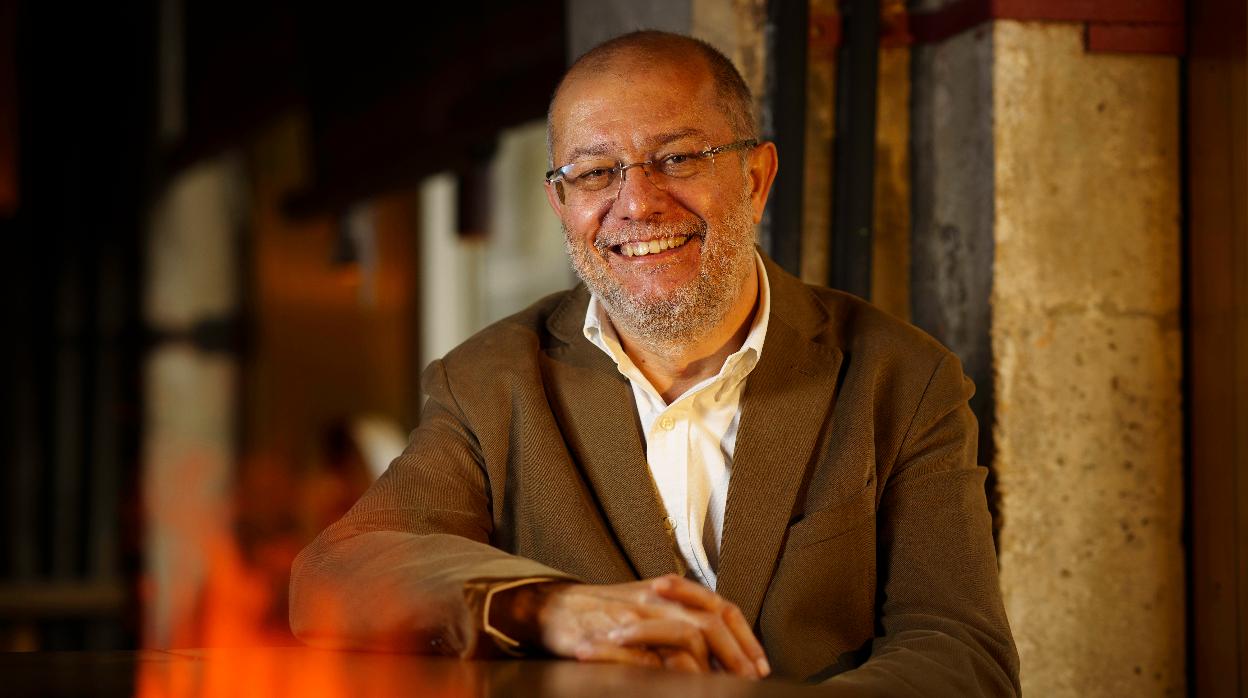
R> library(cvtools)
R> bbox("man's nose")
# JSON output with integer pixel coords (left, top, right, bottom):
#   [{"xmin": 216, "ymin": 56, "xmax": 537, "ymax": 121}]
[{"xmin": 611, "ymin": 163, "xmax": 668, "ymax": 220}]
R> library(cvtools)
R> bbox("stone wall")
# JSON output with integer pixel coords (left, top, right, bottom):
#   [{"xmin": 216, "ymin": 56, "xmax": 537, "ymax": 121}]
[{"xmin": 991, "ymin": 22, "xmax": 1184, "ymax": 697}]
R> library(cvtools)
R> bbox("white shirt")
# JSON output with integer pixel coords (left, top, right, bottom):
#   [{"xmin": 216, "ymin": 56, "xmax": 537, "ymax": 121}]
[{"xmin": 582, "ymin": 252, "xmax": 771, "ymax": 589}]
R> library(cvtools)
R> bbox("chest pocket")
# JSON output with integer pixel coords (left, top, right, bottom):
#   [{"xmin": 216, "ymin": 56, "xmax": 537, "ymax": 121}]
[{"xmin": 783, "ymin": 482, "xmax": 876, "ymax": 550}]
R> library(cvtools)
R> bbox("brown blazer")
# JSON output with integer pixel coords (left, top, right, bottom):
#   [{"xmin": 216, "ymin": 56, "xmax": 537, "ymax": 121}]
[{"xmin": 290, "ymin": 256, "xmax": 1020, "ymax": 696}]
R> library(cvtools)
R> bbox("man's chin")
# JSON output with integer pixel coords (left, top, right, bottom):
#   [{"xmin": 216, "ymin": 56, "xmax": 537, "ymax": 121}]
[
  {"xmin": 602, "ymin": 290, "xmax": 681, "ymax": 319},
  {"xmin": 615, "ymin": 280, "xmax": 691, "ymax": 306}
]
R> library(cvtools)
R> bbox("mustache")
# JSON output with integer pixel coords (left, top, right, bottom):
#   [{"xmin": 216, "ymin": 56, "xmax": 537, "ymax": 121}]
[{"xmin": 592, "ymin": 219, "xmax": 708, "ymax": 253}]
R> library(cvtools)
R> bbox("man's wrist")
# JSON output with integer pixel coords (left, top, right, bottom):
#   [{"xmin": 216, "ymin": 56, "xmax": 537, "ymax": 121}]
[{"xmin": 484, "ymin": 579, "xmax": 572, "ymax": 654}]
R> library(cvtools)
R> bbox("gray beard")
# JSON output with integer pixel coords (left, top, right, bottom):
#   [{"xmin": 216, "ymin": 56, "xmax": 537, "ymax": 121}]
[{"xmin": 564, "ymin": 202, "xmax": 757, "ymax": 356}]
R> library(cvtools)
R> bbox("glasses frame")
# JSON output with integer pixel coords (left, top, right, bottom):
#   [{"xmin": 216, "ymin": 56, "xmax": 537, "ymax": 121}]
[{"xmin": 545, "ymin": 138, "xmax": 759, "ymax": 204}]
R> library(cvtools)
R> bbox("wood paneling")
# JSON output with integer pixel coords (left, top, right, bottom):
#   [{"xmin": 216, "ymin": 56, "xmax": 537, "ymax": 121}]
[
  {"xmin": 0, "ymin": 0, "xmax": 16, "ymax": 216},
  {"xmin": 909, "ymin": 0, "xmax": 1185, "ymax": 55},
  {"xmin": 1187, "ymin": 0, "xmax": 1248, "ymax": 694}
]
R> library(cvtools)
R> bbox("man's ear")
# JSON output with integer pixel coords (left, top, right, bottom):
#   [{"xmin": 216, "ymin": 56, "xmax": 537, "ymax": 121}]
[
  {"xmin": 544, "ymin": 180, "xmax": 565, "ymax": 217},
  {"xmin": 747, "ymin": 142, "xmax": 779, "ymax": 224}
]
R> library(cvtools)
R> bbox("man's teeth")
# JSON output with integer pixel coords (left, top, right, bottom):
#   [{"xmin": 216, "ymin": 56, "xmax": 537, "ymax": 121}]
[{"xmin": 619, "ymin": 235, "xmax": 690, "ymax": 257}]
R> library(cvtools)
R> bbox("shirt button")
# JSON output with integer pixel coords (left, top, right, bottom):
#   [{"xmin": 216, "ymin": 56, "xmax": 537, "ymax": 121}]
[
  {"xmin": 659, "ymin": 415, "xmax": 675, "ymax": 430},
  {"xmin": 663, "ymin": 517, "xmax": 677, "ymax": 532}
]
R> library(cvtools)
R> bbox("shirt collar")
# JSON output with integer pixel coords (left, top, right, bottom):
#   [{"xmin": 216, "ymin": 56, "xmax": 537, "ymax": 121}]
[{"xmin": 583, "ymin": 250, "xmax": 772, "ymax": 378}]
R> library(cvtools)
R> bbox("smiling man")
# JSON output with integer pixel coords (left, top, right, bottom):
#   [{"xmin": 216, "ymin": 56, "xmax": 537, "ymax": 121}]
[{"xmin": 291, "ymin": 31, "xmax": 1019, "ymax": 695}]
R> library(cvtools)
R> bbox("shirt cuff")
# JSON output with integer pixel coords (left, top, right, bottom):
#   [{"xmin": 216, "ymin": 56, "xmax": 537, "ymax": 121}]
[{"xmin": 468, "ymin": 576, "xmax": 562, "ymax": 657}]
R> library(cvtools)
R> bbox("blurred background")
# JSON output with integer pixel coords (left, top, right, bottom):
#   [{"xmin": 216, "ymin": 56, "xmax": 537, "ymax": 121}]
[{"xmin": 0, "ymin": 1, "xmax": 1243, "ymax": 696}]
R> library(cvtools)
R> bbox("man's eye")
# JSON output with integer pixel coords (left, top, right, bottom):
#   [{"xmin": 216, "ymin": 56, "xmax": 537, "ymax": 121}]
[
  {"xmin": 659, "ymin": 153, "xmax": 703, "ymax": 177},
  {"xmin": 578, "ymin": 168, "xmax": 612, "ymax": 181}
]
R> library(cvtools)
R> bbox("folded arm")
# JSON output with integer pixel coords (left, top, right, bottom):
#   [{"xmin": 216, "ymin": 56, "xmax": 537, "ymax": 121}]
[
  {"xmin": 289, "ymin": 359, "xmax": 575, "ymax": 655},
  {"xmin": 289, "ymin": 359, "xmax": 767, "ymax": 677}
]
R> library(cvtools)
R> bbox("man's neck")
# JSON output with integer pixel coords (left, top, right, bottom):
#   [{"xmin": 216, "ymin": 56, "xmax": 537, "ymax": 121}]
[{"xmin": 614, "ymin": 266, "xmax": 760, "ymax": 404}]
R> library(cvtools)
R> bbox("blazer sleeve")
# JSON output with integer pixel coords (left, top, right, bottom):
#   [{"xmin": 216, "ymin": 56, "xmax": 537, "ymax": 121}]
[
  {"xmin": 288, "ymin": 358, "xmax": 578, "ymax": 657},
  {"xmin": 822, "ymin": 352, "xmax": 1022, "ymax": 697}
]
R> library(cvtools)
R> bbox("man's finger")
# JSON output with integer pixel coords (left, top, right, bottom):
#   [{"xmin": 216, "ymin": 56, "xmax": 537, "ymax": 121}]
[
  {"xmin": 573, "ymin": 642, "xmax": 663, "ymax": 668},
  {"xmin": 659, "ymin": 648, "xmax": 705, "ymax": 674},
  {"xmin": 607, "ymin": 618, "xmax": 711, "ymax": 673},
  {"xmin": 685, "ymin": 609, "xmax": 760, "ymax": 679},
  {"xmin": 718, "ymin": 602, "xmax": 770, "ymax": 677},
  {"xmin": 651, "ymin": 575, "xmax": 722, "ymax": 610},
  {"xmin": 651, "ymin": 578, "xmax": 770, "ymax": 677}
]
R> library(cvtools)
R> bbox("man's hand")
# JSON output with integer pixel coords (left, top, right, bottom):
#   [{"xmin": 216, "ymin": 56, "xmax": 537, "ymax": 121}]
[{"xmin": 491, "ymin": 574, "xmax": 770, "ymax": 678}]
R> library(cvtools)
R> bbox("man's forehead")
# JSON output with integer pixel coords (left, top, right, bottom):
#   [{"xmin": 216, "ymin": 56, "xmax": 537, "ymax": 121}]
[
  {"xmin": 550, "ymin": 55, "xmax": 726, "ymax": 158},
  {"xmin": 562, "ymin": 43, "xmax": 712, "ymax": 88},
  {"xmin": 555, "ymin": 59, "xmax": 714, "ymax": 113},
  {"xmin": 560, "ymin": 128, "xmax": 714, "ymax": 163}
]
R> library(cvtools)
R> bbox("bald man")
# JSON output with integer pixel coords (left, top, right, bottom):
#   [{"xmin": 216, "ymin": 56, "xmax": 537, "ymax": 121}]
[{"xmin": 291, "ymin": 31, "xmax": 1019, "ymax": 696}]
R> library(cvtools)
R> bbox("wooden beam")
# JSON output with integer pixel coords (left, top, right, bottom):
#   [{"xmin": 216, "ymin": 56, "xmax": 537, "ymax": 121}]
[
  {"xmin": 0, "ymin": 583, "xmax": 127, "ymax": 617},
  {"xmin": 0, "ymin": 0, "xmax": 17, "ymax": 216},
  {"xmin": 909, "ymin": 0, "xmax": 1185, "ymax": 55},
  {"xmin": 764, "ymin": 0, "xmax": 809, "ymax": 277},
  {"xmin": 1187, "ymin": 0, "xmax": 1248, "ymax": 692},
  {"xmin": 829, "ymin": 0, "xmax": 879, "ymax": 298},
  {"xmin": 1086, "ymin": 23, "xmax": 1186, "ymax": 56}
]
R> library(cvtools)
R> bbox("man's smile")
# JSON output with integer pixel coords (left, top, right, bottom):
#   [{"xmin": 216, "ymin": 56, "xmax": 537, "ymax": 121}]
[{"xmin": 613, "ymin": 234, "xmax": 692, "ymax": 257}]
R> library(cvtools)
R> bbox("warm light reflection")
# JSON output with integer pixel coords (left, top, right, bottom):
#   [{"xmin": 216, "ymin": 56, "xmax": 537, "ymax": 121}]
[
  {"xmin": 133, "ymin": 647, "xmax": 484, "ymax": 698},
  {"xmin": 197, "ymin": 534, "xmax": 295, "ymax": 649},
  {"xmin": 130, "ymin": 647, "xmax": 763, "ymax": 698},
  {"xmin": 143, "ymin": 443, "xmax": 369, "ymax": 650}
]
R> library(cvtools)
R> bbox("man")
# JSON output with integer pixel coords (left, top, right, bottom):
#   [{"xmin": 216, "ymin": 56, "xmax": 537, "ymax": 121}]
[{"xmin": 291, "ymin": 31, "xmax": 1020, "ymax": 695}]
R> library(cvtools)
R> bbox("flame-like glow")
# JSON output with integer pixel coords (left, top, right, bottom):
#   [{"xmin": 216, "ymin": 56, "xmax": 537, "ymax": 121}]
[
  {"xmin": 133, "ymin": 646, "xmax": 484, "ymax": 698},
  {"xmin": 142, "ymin": 446, "xmax": 368, "ymax": 652}
]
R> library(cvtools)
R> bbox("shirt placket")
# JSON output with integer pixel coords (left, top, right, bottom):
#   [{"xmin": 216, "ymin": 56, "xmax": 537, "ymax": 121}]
[
  {"xmin": 678, "ymin": 389, "xmax": 723, "ymax": 588},
  {"xmin": 639, "ymin": 393, "xmax": 679, "ymax": 540}
]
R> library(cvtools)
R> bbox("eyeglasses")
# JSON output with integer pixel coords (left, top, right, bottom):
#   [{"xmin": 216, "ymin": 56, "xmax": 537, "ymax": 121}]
[{"xmin": 545, "ymin": 139, "xmax": 758, "ymax": 204}]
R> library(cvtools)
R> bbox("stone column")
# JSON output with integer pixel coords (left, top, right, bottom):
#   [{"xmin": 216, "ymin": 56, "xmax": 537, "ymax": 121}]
[
  {"xmin": 566, "ymin": 0, "xmax": 693, "ymax": 61},
  {"xmin": 564, "ymin": 0, "xmax": 767, "ymax": 112},
  {"xmin": 991, "ymin": 22, "xmax": 1184, "ymax": 697},
  {"xmin": 913, "ymin": 10, "xmax": 1185, "ymax": 697},
  {"xmin": 910, "ymin": 13, "xmax": 997, "ymax": 517},
  {"xmin": 143, "ymin": 155, "xmax": 246, "ymax": 647}
]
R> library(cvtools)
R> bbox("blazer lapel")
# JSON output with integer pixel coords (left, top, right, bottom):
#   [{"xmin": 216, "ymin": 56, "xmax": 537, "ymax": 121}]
[
  {"xmin": 543, "ymin": 287, "xmax": 681, "ymax": 580},
  {"xmin": 715, "ymin": 261, "xmax": 844, "ymax": 626}
]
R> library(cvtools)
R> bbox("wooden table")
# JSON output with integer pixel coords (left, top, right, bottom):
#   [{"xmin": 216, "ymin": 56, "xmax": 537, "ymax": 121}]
[{"xmin": 2, "ymin": 646, "xmax": 834, "ymax": 697}]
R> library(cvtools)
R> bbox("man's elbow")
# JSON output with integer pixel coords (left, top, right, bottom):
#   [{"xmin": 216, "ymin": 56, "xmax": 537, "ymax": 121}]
[{"xmin": 288, "ymin": 546, "xmax": 351, "ymax": 648}]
